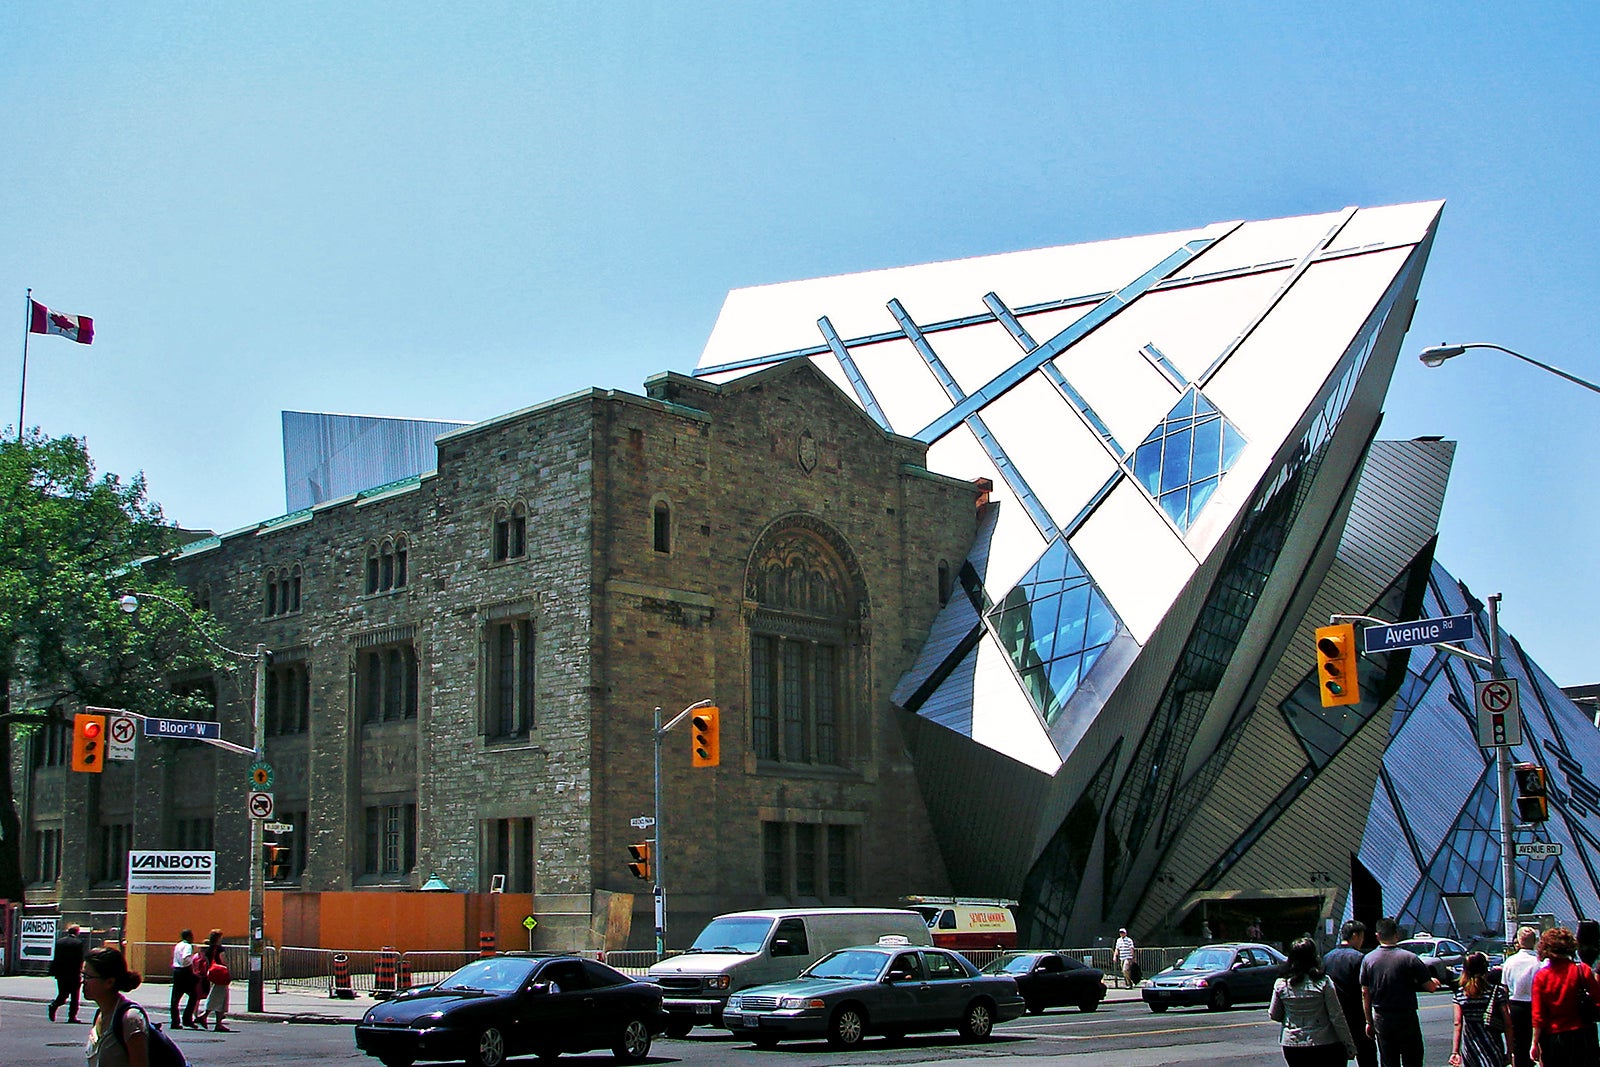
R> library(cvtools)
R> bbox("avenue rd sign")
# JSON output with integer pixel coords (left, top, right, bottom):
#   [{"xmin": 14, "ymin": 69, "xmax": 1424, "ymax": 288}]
[{"xmin": 1362, "ymin": 613, "xmax": 1476, "ymax": 654}]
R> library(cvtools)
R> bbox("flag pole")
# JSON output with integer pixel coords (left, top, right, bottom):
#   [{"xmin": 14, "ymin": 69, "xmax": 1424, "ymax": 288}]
[{"xmin": 18, "ymin": 287, "xmax": 31, "ymax": 440}]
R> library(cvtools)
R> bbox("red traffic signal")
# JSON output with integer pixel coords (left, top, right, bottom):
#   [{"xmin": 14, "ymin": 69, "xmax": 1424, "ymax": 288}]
[
  {"xmin": 71, "ymin": 712, "xmax": 107, "ymax": 773},
  {"xmin": 690, "ymin": 706, "xmax": 720, "ymax": 768}
]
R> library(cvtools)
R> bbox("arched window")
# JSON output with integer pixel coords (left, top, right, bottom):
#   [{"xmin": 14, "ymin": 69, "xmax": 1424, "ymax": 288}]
[
  {"xmin": 653, "ymin": 501, "xmax": 671, "ymax": 554},
  {"xmin": 265, "ymin": 569, "xmax": 279, "ymax": 616},
  {"xmin": 937, "ymin": 560, "xmax": 952, "ymax": 606},
  {"xmin": 365, "ymin": 537, "xmax": 409, "ymax": 594},
  {"xmin": 366, "ymin": 544, "xmax": 381, "ymax": 594},
  {"xmin": 493, "ymin": 503, "xmax": 528, "ymax": 562},
  {"xmin": 746, "ymin": 520, "xmax": 868, "ymax": 768}
]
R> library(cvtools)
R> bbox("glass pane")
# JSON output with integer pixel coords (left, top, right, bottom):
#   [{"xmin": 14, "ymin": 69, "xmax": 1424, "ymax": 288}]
[
  {"xmin": 1222, "ymin": 422, "xmax": 1246, "ymax": 469},
  {"xmin": 1160, "ymin": 487, "xmax": 1189, "ymax": 525},
  {"xmin": 1187, "ymin": 477, "xmax": 1219, "ymax": 524},
  {"xmin": 1134, "ymin": 439, "xmax": 1163, "ymax": 494},
  {"xmin": 1161, "ymin": 426, "xmax": 1192, "ymax": 491},
  {"xmin": 1192, "ymin": 418, "xmax": 1222, "ymax": 479}
]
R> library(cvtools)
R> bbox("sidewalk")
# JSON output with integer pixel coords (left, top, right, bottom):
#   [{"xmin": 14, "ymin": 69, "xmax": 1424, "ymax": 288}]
[{"xmin": 0, "ymin": 973, "xmax": 365, "ymax": 1024}]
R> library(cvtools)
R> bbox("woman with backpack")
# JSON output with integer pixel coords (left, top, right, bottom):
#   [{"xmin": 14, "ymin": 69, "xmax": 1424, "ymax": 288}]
[
  {"xmin": 193, "ymin": 928, "xmax": 232, "ymax": 1032},
  {"xmin": 80, "ymin": 945, "xmax": 169, "ymax": 1067}
]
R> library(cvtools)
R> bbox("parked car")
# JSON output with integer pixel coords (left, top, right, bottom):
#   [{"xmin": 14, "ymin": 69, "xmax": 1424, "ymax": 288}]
[
  {"xmin": 1398, "ymin": 935, "xmax": 1468, "ymax": 987},
  {"xmin": 720, "ymin": 938, "xmax": 1026, "ymax": 1048},
  {"xmin": 1141, "ymin": 943, "xmax": 1286, "ymax": 1012},
  {"xmin": 979, "ymin": 951, "xmax": 1106, "ymax": 1013},
  {"xmin": 354, "ymin": 954, "xmax": 667, "ymax": 1067},
  {"xmin": 647, "ymin": 907, "xmax": 931, "ymax": 1035}
]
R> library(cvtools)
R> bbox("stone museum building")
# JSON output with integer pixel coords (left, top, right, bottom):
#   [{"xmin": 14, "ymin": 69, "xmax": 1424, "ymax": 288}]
[{"xmin": 19, "ymin": 200, "xmax": 1600, "ymax": 949}]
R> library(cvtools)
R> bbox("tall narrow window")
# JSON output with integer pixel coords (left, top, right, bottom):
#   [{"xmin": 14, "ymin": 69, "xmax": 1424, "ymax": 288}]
[
  {"xmin": 366, "ymin": 550, "xmax": 380, "ymax": 594},
  {"xmin": 509, "ymin": 505, "xmax": 526, "ymax": 559},
  {"xmin": 493, "ymin": 504, "xmax": 528, "ymax": 562},
  {"xmin": 752, "ymin": 636, "xmax": 777, "ymax": 760},
  {"xmin": 763, "ymin": 822, "xmax": 787, "ymax": 896},
  {"xmin": 485, "ymin": 817, "xmax": 534, "ymax": 892},
  {"xmin": 653, "ymin": 501, "xmax": 671, "ymax": 553},
  {"xmin": 360, "ymin": 644, "xmax": 418, "ymax": 723},
  {"xmin": 266, "ymin": 573, "xmax": 279, "ymax": 617},
  {"xmin": 794, "ymin": 824, "xmax": 818, "ymax": 896},
  {"xmin": 393, "ymin": 539, "xmax": 407, "ymax": 589},
  {"xmin": 485, "ymin": 618, "xmax": 535, "ymax": 738},
  {"xmin": 363, "ymin": 803, "xmax": 417, "ymax": 876}
]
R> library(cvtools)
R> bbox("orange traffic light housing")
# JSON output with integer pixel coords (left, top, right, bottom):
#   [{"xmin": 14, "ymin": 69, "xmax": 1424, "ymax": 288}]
[
  {"xmin": 626, "ymin": 842, "xmax": 652, "ymax": 881},
  {"xmin": 690, "ymin": 706, "xmax": 720, "ymax": 767},
  {"xmin": 1315, "ymin": 624, "xmax": 1361, "ymax": 708},
  {"xmin": 1515, "ymin": 763, "xmax": 1550, "ymax": 823},
  {"xmin": 263, "ymin": 843, "xmax": 288, "ymax": 880},
  {"xmin": 71, "ymin": 712, "xmax": 107, "ymax": 773}
]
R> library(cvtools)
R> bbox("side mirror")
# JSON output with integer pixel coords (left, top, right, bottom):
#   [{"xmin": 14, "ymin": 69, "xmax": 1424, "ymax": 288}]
[
  {"xmin": 885, "ymin": 970, "xmax": 912, "ymax": 983},
  {"xmin": 529, "ymin": 982, "xmax": 551, "ymax": 995}
]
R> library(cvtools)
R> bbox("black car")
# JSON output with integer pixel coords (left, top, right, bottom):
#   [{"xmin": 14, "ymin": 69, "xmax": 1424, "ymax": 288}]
[
  {"xmin": 354, "ymin": 954, "xmax": 667, "ymax": 1067},
  {"xmin": 979, "ymin": 951, "xmax": 1107, "ymax": 1013},
  {"xmin": 1141, "ymin": 943, "xmax": 1286, "ymax": 1012},
  {"xmin": 720, "ymin": 941, "xmax": 1026, "ymax": 1048}
]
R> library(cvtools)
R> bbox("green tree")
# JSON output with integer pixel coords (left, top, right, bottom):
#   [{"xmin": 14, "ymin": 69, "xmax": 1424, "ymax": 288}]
[{"xmin": 0, "ymin": 429, "xmax": 226, "ymax": 900}]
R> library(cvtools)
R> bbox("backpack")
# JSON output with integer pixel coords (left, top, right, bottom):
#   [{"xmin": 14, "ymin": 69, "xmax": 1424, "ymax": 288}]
[{"xmin": 109, "ymin": 1000, "xmax": 189, "ymax": 1067}]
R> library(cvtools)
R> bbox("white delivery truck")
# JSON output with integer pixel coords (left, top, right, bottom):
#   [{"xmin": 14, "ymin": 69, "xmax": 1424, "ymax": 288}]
[{"xmin": 647, "ymin": 907, "xmax": 932, "ymax": 1035}]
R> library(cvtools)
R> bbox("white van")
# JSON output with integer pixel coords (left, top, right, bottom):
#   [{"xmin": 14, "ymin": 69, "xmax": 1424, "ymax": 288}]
[{"xmin": 646, "ymin": 907, "xmax": 932, "ymax": 1035}]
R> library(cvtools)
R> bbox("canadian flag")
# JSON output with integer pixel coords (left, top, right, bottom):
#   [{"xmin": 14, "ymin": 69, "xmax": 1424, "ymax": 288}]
[{"xmin": 29, "ymin": 299, "xmax": 94, "ymax": 344}]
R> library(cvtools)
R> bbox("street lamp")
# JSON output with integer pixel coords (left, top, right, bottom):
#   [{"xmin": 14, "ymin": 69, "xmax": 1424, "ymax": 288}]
[
  {"xmin": 120, "ymin": 591, "xmax": 271, "ymax": 1013},
  {"xmin": 1417, "ymin": 340, "xmax": 1598, "ymax": 948},
  {"xmin": 1418, "ymin": 342, "xmax": 1600, "ymax": 394}
]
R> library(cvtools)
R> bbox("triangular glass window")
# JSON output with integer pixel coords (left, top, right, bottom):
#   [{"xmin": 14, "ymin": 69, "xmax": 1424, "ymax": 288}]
[
  {"xmin": 988, "ymin": 538, "xmax": 1123, "ymax": 724},
  {"xmin": 1126, "ymin": 386, "xmax": 1247, "ymax": 532}
]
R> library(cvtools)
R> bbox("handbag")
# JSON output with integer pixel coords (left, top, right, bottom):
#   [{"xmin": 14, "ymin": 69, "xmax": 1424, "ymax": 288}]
[
  {"xmin": 207, "ymin": 960, "xmax": 231, "ymax": 986},
  {"xmin": 1482, "ymin": 984, "xmax": 1506, "ymax": 1033}
]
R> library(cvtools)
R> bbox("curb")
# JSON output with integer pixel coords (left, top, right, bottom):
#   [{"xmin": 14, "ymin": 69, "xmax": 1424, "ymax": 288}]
[{"xmin": 0, "ymin": 993, "xmax": 361, "ymax": 1026}]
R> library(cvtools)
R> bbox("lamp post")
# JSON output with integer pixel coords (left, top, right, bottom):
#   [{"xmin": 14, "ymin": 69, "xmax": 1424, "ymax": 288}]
[
  {"xmin": 119, "ymin": 592, "xmax": 270, "ymax": 1013},
  {"xmin": 651, "ymin": 699, "xmax": 713, "ymax": 959},
  {"xmin": 1418, "ymin": 342, "xmax": 1600, "ymax": 394},
  {"xmin": 1418, "ymin": 342, "xmax": 1598, "ymax": 945}
]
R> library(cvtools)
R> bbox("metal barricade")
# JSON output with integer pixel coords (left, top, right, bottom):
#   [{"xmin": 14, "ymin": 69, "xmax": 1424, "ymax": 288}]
[
  {"xmin": 598, "ymin": 950, "xmax": 660, "ymax": 977},
  {"xmin": 400, "ymin": 950, "xmax": 478, "ymax": 990}
]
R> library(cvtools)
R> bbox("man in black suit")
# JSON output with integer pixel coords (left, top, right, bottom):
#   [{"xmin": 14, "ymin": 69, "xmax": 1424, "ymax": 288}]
[{"xmin": 47, "ymin": 922, "xmax": 85, "ymax": 1022}]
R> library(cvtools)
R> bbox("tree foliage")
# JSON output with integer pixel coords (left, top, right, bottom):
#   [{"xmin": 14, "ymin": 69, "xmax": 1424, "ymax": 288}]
[{"xmin": 1, "ymin": 429, "xmax": 228, "ymax": 899}]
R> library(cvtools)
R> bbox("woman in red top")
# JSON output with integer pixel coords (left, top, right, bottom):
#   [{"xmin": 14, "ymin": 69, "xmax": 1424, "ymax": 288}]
[{"xmin": 1530, "ymin": 926, "xmax": 1599, "ymax": 1067}]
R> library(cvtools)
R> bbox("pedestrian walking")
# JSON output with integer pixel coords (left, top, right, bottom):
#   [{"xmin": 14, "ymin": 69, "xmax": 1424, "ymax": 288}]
[
  {"xmin": 1450, "ymin": 952, "xmax": 1511, "ymax": 1067},
  {"xmin": 1499, "ymin": 925, "xmax": 1541, "ymax": 1067},
  {"xmin": 49, "ymin": 922, "xmax": 86, "ymax": 1023},
  {"xmin": 1360, "ymin": 916, "xmax": 1440, "ymax": 1067},
  {"xmin": 1530, "ymin": 926, "xmax": 1600, "ymax": 1067},
  {"xmin": 194, "ymin": 929, "xmax": 232, "ymax": 1032},
  {"xmin": 81, "ymin": 946, "xmax": 149, "ymax": 1067},
  {"xmin": 168, "ymin": 929, "xmax": 197, "ymax": 1030},
  {"xmin": 1325, "ymin": 920, "xmax": 1378, "ymax": 1067},
  {"xmin": 1114, "ymin": 928, "xmax": 1138, "ymax": 988},
  {"xmin": 1269, "ymin": 937, "xmax": 1358, "ymax": 1066}
]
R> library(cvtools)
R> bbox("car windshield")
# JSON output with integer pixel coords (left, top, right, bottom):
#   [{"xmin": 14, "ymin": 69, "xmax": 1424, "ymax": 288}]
[
  {"xmin": 687, "ymin": 916, "xmax": 775, "ymax": 954},
  {"xmin": 436, "ymin": 957, "xmax": 537, "ymax": 993},
  {"xmin": 982, "ymin": 954, "xmax": 1036, "ymax": 976},
  {"xmin": 804, "ymin": 950, "xmax": 889, "ymax": 981},
  {"xmin": 1397, "ymin": 941, "xmax": 1434, "ymax": 955},
  {"xmin": 1176, "ymin": 948, "xmax": 1235, "ymax": 972}
]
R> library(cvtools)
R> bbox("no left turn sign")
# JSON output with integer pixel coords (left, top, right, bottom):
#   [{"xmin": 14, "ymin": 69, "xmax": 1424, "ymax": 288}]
[
  {"xmin": 248, "ymin": 791, "xmax": 275, "ymax": 820},
  {"xmin": 1475, "ymin": 678, "xmax": 1522, "ymax": 748}
]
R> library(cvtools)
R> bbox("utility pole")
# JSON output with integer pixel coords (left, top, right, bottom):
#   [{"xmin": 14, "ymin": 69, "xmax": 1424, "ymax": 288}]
[
  {"xmin": 650, "ymin": 699, "xmax": 713, "ymax": 959},
  {"xmin": 1488, "ymin": 595, "xmax": 1519, "ymax": 946},
  {"xmin": 248, "ymin": 642, "xmax": 267, "ymax": 1013}
]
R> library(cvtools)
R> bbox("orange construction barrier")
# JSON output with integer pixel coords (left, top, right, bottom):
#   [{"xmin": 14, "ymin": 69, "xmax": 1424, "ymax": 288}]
[
  {"xmin": 478, "ymin": 931, "xmax": 496, "ymax": 957},
  {"xmin": 374, "ymin": 947, "xmax": 398, "ymax": 998},
  {"xmin": 332, "ymin": 953, "xmax": 355, "ymax": 999},
  {"xmin": 398, "ymin": 955, "xmax": 412, "ymax": 992}
]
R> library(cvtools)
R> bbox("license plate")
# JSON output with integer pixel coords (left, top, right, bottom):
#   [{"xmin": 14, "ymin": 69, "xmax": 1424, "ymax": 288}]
[{"xmin": 695, "ymin": 1004, "xmax": 713, "ymax": 1015}]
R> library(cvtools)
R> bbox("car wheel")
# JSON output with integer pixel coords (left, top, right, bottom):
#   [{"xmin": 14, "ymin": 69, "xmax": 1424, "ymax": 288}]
[
  {"xmin": 613, "ymin": 1017, "xmax": 652, "ymax": 1064},
  {"xmin": 664, "ymin": 1018, "xmax": 694, "ymax": 1039},
  {"xmin": 1148, "ymin": 1002, "xmax": 1169, "ymax": 1013},
  {"xmin": 752, "ymin": 1036, "xmax": 781, "ymax": 1050},
  {"xmin": 471, "ymin": 1026, "xmax": 508, "ymax": 1067},
  {"xmin": 827, "ymin": 1005, "xmax": 867, "ymax": 1049},
  {"xmin": 1077, "ymin": 998, "xmax": 1100, "ymax": 1013},
  {"xmin": 1206, "ymin": 985, "xmax": 1232, "ymax": 1012},
  {"xmin": 958, "ymin": 999, "xmax": 995, "ymax": 1041}
]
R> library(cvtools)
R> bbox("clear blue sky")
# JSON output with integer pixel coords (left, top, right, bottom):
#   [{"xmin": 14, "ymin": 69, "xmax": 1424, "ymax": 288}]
[{"xmin": 4, "ymin": 3, "xmax": 1596, "ymax": 684}]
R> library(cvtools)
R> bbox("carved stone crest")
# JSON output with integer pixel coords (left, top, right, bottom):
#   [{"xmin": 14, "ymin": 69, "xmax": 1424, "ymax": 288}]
[{"xmin": 797, "ymin": 429, "xmax": 818, "ymax": 473}]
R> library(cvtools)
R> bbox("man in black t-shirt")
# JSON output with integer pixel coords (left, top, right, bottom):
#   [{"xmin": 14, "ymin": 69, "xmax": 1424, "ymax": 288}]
[
  {"xmin": 1326, "ymin": 920, "xmax": 1376, "ymax": 1067},
  {"xmin": 1360, "ymin": 917, "xmax": 1440, "ymax": 1067}
]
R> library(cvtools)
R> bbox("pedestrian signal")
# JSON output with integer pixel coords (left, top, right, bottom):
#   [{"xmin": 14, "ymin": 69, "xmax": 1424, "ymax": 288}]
[
  {"xmin": 1315, "ymin": 624, "xmax": 1361, "ymax": 708},
  {"xmin": 1514, "ymin": 763, "xmax": 1550, "ymax": 823},
  {"xmin": 690, "ymin": 706, "xmax": 720, "ymax": 767},
  {"xmin": 71, "ymin": 712, "xmax": 107, "ymax": 773},
  {"xmin": 627, "ymin": 842, "xmax": 652, "ymax": 881},
  {"xmin": 263, "ymin": 843, "xmax": 288, "ymax": 879}
]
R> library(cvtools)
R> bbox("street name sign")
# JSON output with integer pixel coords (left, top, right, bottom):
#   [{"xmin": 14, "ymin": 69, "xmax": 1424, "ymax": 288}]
[
  {"xmin": 263, "ymin": 821, "xmax": 294, "ymax": 833},
  {"xmin": 1475, "ymin": 678, "xmax": 1524, "ymax": 748},
  {"xmin": 128, "ymin": 850, "xmax": 216, "ymax": 894},
  {"xmin": 629, "ymin": 816, "xmax": 656, "ymax": 829},
  {"xmin": 1362, "ymin": 613, "xmax": 1476, "ymax": 654},
  {"xmin": 1517, "ymin": 841, "xmax": 1564, "ymax": 858},
  {"xmin": 143, "ymin": 717, "xmax": 222, "ymax": 740}
]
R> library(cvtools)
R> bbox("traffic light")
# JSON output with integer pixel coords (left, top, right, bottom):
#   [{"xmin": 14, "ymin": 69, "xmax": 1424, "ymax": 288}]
[
  {"xmin": 1515, "ymin": 763, "xmax": 1550, "ymax": 823},
  {"xmin": 262, "ymin": 843, "xmax": 288, "ymax": 880},
  {"xmin": 71, "ymin": 712, "xmax": 107, "ymax": 773},
  {"xmin": 690, "ymin": 705, "xmax": 720, "ymax": 767},
  {"xmin": 627, "ymin": 842, "xmax": 652, "ymax": 881},
  {"xmin": 1315, "ymin": 624, "xmax": 1361, "ymax": 708}
]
